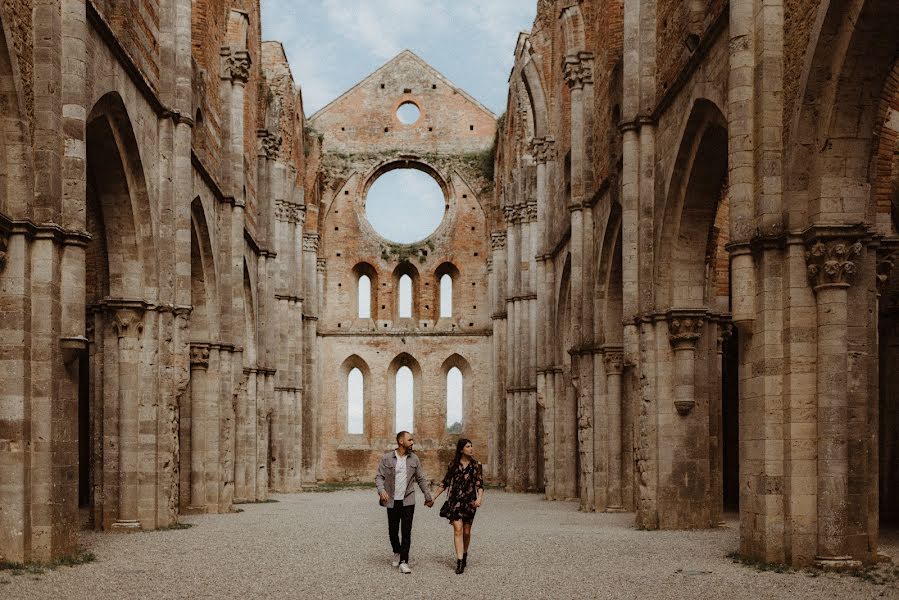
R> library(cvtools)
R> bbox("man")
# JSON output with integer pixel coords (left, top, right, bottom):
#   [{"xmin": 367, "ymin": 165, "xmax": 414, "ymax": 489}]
[{"xmin": 375, "ymin": 431, "xmax": 433, "ymax": 574}]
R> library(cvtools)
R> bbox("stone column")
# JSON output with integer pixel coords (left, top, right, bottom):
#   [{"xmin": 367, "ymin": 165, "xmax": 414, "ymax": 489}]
[
  {"xmin": 112, "ymin": 308, "xmax": 144, "ymax": 529},
  {"xmin": 713, "ymin": 322, "xmax": 733, "ymax": 526},
  {"xmin": 490, "ymin": 232, "xmax": 507, "ymax": 481},
  {"xmin": 667, "ymin": 312, "xmax": 705, "ymax": 416},
  {"xmin": 603, "ymin": 346, "xmax": 625, "ymax": 511},
  {"xmin": 189, "ymin": 344, "xmax": 210, "ymax": 511},
  {"xmin": 805, "ymin": 234, "xmax": 863, "ymax": 568}
]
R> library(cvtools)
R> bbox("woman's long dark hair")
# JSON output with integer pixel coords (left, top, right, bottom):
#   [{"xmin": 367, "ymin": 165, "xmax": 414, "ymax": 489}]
[{"xmin": 451, "ymin": 438, "xmax": 474, "ymax": 473}]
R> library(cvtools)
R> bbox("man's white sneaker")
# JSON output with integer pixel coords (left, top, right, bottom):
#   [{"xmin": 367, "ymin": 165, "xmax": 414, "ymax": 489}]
[
  {"xmin": 391, "ymin": 553, "xmax": 401, "ymax": 567},
  {"xmin": 399, "ymin": 562, "xmax": 412, "ymax": 574}
]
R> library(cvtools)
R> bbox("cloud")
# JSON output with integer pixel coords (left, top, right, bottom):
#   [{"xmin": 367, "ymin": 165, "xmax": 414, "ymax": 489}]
[{"xmin": 261, "ymin": 0, "xmax": 537, "ymax": 115}]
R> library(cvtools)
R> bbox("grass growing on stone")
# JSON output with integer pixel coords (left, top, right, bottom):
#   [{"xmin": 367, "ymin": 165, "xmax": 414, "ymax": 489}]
[
  {"xmin": 234, "ymin": 498, "xmax": 280, "ymax": 504},
  {"xmin": 726, "ymin": 551, "xmax": 796, "ymax": 574},
  {"xmin": 849, "ymin": 564, "xmax": 899, "ymax": 586},
  {"xmin": 143, "ymin": 522, "xmax": 194, "ymax": 532},
  {"xmin": 0, "ymin": 549, "xmax": 96, "ymax": 577},
  {"xmin": 727, "ymin": 551, "xmax": 899, "ymax": 587}
]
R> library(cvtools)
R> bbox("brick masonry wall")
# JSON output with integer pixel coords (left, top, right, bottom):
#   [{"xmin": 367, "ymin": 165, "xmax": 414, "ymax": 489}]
[
  {"xmin": 4, "ymin": 0, "xmax": 34, "ymax": 133},
  {"xmin": 93, "ymin": 0, "xmax": 160, "ymax": 91},
  {"xmin": 656, "ymin": 0, "xmax": 727, "ymax": 97},
  {"xmin": 783, "ymin": 0, "xmax": 825, "ymax": 145},
  {"xmin": 313, "ymin": 53, "xmax": 495, "ymax": 480}
]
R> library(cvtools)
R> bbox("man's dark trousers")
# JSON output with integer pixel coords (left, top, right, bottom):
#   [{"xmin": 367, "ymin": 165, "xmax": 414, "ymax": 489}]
[{"xmin": 387, "ymin": 503, "xmax": 415, "ymax": 563}]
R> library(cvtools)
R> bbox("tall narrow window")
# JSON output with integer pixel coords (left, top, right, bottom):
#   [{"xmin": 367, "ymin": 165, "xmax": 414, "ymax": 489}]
[
  {"xmin": 395, "ymin": 366, "xmax": 414, "ymax": 433},
  {"xmin": 347, "ymin": 368, "xmax": 364, "ymax": 434},
  {"xmin": 358, "ymin": 274, "xmax": 371, "ymax": 318},
  {"xmin": 440, "ymin": 274, "xmax": 453, "ymax": 318},
  {"xmin": 446, "ymin": 367, "xmax": 463, "ymax": 433},
  {"xmin": 399, "ymin": 274, "xmax": 412, "ymax": 318}
]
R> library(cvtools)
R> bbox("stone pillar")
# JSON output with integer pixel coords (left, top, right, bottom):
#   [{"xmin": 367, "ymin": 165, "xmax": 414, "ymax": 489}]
[
  {"xmin": 603, "ymin": 346, "xmax": 625, "ymax": 511},
  {"xmin": 713, "ymin": 322, "xmax": 733, "ymax": 526},
  {"xmin": 490, "ymin": 232, "xmax": 507, "ymax": 481},
  {"xmin": 189, "ymin": 344, "xmax": 210, "ymax": 511},
  {"xmin": 112, "ymin": 308, "xmax": 144, "ymax": 529},
  {"xmin": 667, "ymin": 312, "xmax": 705, "ymax": 416},
  {"xmin": 805, "ymin": 234, "xmax": 864, "ymax": 568}
]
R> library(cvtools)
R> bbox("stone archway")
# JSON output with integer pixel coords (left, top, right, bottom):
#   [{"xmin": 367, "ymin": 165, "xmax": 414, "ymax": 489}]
[
  {"xmin": 83, "ymin": 92, "xmax": 157, "ymax": 531},
  {"xmin": 648, "ymin": 98, "xmax": 731, "ymax": 530}
]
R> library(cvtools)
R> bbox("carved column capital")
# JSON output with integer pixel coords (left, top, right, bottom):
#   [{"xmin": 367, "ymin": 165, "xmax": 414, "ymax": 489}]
[
  {"xmin": 258, "ymin": 129, "xmax": 281, "ymax": 159},
  {"xmin": 316, "ymin": 258, "xmax": 327, "ymax": 273},
  {"xmin": 222, "ymin": 48, "xmax": 251, "ymax": 84},
  {"xmin": 667, "ymin": 310, "xmax": 706, "ymax": 350},
  {"xmin": 275, "ymin": 200, "xmax": 306, "ymax": 224},
  {"xmin": 491, "ymin": 231, "xmax": 507, "ymax": 250},
  {"xmin": 602, "ymin": 346, "xmax": 624, "ymax": 375},
  {"xmin": 503, "ymin": 204, "xmax": 522, "ymax": 225},
  {"xmin": 524, "ymin": 202, "xmax": 538, "ymax": 223},
  {"xmin": 303, "ymin": 233, "xmax": 320, "ymax": 252},
  {"xmin": 562, "ymin": 52, "xmax": 595, "ymax": 90},
  {"xmin": 190, "ymin": 344, "xmax": 210, "ymax": 370},
  {"xmin": 803, "ymin": 228, "xmax": 866, "ymax": 291},
  {"xmin": 529, "ymin": 136, "xmax": 556, "ymax": 164},
  {"xmin": 112, "ymin": 309, "xmax": 144, "ymax": 339}
]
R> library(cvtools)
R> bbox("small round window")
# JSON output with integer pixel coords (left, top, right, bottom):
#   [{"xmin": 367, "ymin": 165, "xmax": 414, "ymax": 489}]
[{"xmin": 396, "ymin": 102, "xmax": 421, "ymax": 125}]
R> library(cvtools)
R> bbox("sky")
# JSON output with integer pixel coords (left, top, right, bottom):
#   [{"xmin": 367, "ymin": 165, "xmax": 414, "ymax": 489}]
[
  {"xmin": 260, "ymin": 0, "xmax": 538, "ymax": 116},
  {"xmin": 365, "ymin": 169, "xmax": 445, "ymax": 243}
]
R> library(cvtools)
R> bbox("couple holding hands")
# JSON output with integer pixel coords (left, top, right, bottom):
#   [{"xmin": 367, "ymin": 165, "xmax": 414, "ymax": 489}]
[{"xmin": 375, "ymin": 432, "xmax": 484, "ymax": 575}]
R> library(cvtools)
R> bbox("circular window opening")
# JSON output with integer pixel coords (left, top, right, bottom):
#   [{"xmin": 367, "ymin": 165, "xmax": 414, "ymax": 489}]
[
  {"xmin": 396, "ymin": 102, "xmax": 421, "ymax": 125},
  {"xmin": 365, "ymin": 168, "xmax": 445, "ymax": 244}
]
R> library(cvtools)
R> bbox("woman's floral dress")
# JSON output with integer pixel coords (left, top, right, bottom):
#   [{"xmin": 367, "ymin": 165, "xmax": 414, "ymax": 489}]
[{"xmin": 440, "ymin": 460, "xmax": 484, "ymax": 523}]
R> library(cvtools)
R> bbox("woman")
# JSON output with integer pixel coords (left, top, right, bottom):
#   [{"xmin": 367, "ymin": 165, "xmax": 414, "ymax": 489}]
[{"xmin": 432, "ymin": 438, "xmax": 484, "ymax": 574}]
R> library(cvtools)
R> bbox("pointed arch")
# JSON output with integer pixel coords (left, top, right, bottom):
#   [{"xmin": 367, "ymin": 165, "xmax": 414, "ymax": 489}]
[
  {"xmin": 393, "ymin": 262, "xmax": 420, "ymax": 320},
  {"xmin": 387, "ymin": 353, "xmax": 422, "ymax": 436},
  {"xmin": 243, "ymin": 260, "xmax": 257, "ymax": 366},
  {"xmin": 785, "ymin": 0, "xmax": 899, "ymax": 227},
  {"xmin": 353, "ymin": 262, "xmax": 378, "ymax": 319},
  {"xmin": 86, "ymin": 92, "xmax": 158, "ymax": 298},
  {"xmin": 521, "ymin": 55, "xmax": 549, "ymax": 140},
  {"xmin": 656, "ymin": 98, "xmax": 728, "ymax": 309},
  {"xmin": 435, "ymin": 262, "xmax": 460, "ymax": 320},
  {"xmin": 441, "ymin": 354, "xmax": 474, "ymax": 436},
  {"xmin": 597, "ymin": 206, "xmax": 624, "ymax": 345},
  {"xmin": 560, "ymin": 3, "xmax": 587, "ymax": 55},
  {"xmin": 190, "ymin": 198, "xmax": 220, "ymax": 341},
  {"xmin": 339, "ymin": 354, "xmax": 372, "ymax": 437}
]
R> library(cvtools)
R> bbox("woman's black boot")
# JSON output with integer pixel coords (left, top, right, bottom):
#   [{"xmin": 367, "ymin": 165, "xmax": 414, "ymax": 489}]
[
  {"xmin": 462, "ymin": 552, "xmax": 468, "ymax": 570},
  {"xmin": 455, "ymin": 559, "xmax": 464, "ymax": 574}
]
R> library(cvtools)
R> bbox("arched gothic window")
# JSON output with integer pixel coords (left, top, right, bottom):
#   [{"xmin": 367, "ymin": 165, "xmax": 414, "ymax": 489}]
[
  {"xmin": 440, "ymin": 273, "xmax": 453, "ymax": 318},
  {"xmin": 399, "ymin": 274, "xmax": 412, "ymax": 318},
  {"xmin": 446, "ymin": 367, "xmax": 463, "ymax": 433},
  {"xmin": 358, "ymin": 274, "xmax": 371, "ymax": 318},
  {"xmin": 395, "ymin": 366, "xmax": 414, "ymax": 433},
  {"xmin": 347, "ymin": 368, "xmax": 364, "ymax": 434}
]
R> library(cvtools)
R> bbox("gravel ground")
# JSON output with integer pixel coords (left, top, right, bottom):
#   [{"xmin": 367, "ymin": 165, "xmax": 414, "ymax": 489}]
[{"xmin": 4, "ymin": 490, "xmax": 898, "ymax": 600}]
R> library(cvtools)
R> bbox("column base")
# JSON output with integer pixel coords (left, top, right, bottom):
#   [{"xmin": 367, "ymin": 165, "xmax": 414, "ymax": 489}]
[
  {"xmin": 185, "ymin": 505, "xmax": 207, "ymax": 515},
  {"xmin": 111, "ymin": 519, "xmax": 141, "ymax": 531},
  {"xmin": 814, "ymin": 556, "xmax": 862, "ymax": 571},
  {"xmin": 605, "ymin": 505, "xmax": 626, "ymax": 513}
]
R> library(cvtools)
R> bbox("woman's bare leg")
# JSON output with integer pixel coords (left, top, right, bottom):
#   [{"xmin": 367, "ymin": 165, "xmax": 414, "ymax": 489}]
[
  {"xmin": 452, "ymin": 520, "xmax": 465, "ymax": 559},
  {"xmin": 463, "ymin": 523, "xmax": 472, "ymax": 553}
]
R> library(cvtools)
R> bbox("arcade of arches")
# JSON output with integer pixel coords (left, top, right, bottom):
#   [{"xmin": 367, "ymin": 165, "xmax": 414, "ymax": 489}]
[{"xmin": 0, "ymin": 0, "xmax": 897, "ymax": 572}]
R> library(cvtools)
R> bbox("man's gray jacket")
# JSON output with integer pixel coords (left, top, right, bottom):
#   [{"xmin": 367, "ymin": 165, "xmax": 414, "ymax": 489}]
[{"xmin": 375, "ymin": 450, "xmax": 433, "ymax": 508}]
